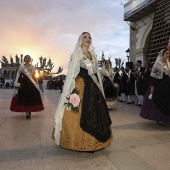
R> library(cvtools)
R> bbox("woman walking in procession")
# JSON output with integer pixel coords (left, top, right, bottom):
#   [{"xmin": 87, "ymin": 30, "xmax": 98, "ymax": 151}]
[
  {"xmin": 10, "ymin": 55, "xmax": 44, "ymax": 119},
  {"xmin": 140, "ymin": 49, "xmax": 170, "ymax": 126},
  {"xmin": 101, "ymin": 60, "xmax": 117, "ymax": 108},
  {"xmin": 52, "ymin": 32, "xmax": 112, "ymax": 151}
]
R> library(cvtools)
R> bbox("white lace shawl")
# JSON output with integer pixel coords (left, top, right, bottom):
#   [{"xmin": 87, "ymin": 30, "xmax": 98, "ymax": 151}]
[
  {"xmin": 54, "ymin": 34, "xmax": 105, "ymax": 145},
  {"xmin": 151, "ymin": 50, "xmax": 170, "ymax": 79}
]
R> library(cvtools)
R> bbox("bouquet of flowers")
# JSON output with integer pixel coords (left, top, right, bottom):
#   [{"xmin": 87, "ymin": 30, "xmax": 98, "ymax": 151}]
[{"xmin": 64, "ymin": 88, "xmax": 81, "ymax": 113}]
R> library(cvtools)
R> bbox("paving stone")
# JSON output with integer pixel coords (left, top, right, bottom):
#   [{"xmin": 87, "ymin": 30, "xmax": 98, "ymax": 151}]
[{"xmin": 0, "ymin": 89, "xmax": 170, "ymax": 170}]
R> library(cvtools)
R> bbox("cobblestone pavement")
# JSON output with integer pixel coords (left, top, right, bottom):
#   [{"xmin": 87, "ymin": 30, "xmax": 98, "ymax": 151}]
[{"xmin": 1, "ymin": 88, "xmax": 170, "ymax": 170}]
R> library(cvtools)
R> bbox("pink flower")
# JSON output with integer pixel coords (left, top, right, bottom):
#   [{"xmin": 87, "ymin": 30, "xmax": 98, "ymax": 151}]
[
  {"xmin": 114, "ymin": 83, "xmax": 118, "ymax": 88},
  {"xmin": 15, "ymin": 83, "xmax": 20, "ymax": 88},
  {"xmin": 69, "ymin": 93, "xmax": 80, "ymax": 107}
]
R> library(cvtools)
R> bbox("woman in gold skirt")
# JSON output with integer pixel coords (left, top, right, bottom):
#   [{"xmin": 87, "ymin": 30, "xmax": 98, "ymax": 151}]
[{"xmin": 53, "ymin": 32, "xmax": 112, "ymax": 151}]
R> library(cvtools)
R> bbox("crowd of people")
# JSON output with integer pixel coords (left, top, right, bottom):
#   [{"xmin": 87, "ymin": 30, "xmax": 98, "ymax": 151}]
[
  {"xmin": 113, "ymin": 60, "xmax": 152, "ymax": 107},
  {"xmin": 9, "ymin": 32, "xmax": 170, "ymax": 153}
]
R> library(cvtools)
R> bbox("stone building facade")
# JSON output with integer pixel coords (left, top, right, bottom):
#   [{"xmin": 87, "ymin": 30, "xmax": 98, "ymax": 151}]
[{"xmin": 124, "ymin": 0, "xmax": 170, "ymax": 66}]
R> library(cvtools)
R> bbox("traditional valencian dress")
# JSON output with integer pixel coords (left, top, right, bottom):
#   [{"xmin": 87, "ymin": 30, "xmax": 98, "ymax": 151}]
[
  {"xmin": 52, "ymin": 34, "xmax": 112, "ymax": 151},
  {"xmin": 10, "ymin": 64, "xmax": 44, "ymax": 112},
  {"xmin": 140, "ymin": 49, "xmax": 170, "ymax": 122},
  {"xmin": 101, "ymin": 63, "xmax": 117, "ymax": 107}
]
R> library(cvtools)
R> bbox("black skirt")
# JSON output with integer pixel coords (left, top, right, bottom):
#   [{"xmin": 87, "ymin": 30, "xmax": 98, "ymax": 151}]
[
  {"xmin": 10, "ymin": 72, "xmax": 44, "ymax": 112},
  {"xmin": 103, "ymin": 76, "xmax": 117, "ymax": 101},
  {"xmin": 153, "ymin": 75, "xmax": 170, "ymax": 115},
  {"xmin": 78, "ymin": 67, "xmax": 112, "ymax": 142}
]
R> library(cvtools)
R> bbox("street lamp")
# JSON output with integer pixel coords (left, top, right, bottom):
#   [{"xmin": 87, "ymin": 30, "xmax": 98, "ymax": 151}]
[{"xmin": 126, "ymin": 48, "xmax": 130, "ymax": 62}]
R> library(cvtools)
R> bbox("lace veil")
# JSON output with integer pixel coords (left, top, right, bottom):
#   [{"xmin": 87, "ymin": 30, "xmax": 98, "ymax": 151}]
[{"xmin": 151, "ymin": 49, "xmax": 170, "ymax": 79}]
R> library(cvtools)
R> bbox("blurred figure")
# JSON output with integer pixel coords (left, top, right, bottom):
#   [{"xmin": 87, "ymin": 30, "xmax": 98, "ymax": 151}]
[
  {"xmin": 142, "ymin": 60, "xmax": 151, "ymax": 96},
  {"xmin": 101, "ymin": 60, "xmax": 117, "ymax": 108},
  {"xmin": 5, "ymin": 82, "xmax": 10, "ymax": 89},
  {"xmin": 58, "ymin": 76, "xmax": 64, "ymax": 93},
  {"xmin": 119, "ymin": 67, "xmax": 128, "ymax": 103},
  {"xmin": 126, "ymin": 65, "xmax": 135, "ymax": 104},
  {"xmin": 38, "ymin": 74, "xmax": 44, "ymax": 94},
  {"xmin": 113, "ymin": 67, "xmax": 121, "ymax": 99},
  {"xmin": 135, "ymin": 60, "xmax": 145, "ymax": 107}
]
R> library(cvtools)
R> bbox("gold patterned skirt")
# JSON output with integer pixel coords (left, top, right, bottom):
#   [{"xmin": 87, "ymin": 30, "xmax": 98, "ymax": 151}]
[{"xmin": 52, "ymin": 74, "xmax": 112, "ymax": 151}]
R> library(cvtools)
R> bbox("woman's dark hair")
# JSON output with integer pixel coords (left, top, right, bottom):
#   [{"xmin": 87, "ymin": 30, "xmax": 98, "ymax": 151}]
[
  {"xmin": 24, "ymin": 55, "xmax": 31, "ymax": 60},
  {"xmin": 162, "ymin": 48, "xmax": 168, "ymax": 56},
  {"xmin": 82, "ymin": 32, "xmax": 90, "ymax": 35},
  {"xmin": 105, "ymin": 60, "xmax": 110, "ymax": 64},
  {"xmin": 121, "ymin": 67, "xmax": 124, "ymax": 70},
  {"xmin": 24, "ymin": 55, "xmax": 31, "ymax": 61}
]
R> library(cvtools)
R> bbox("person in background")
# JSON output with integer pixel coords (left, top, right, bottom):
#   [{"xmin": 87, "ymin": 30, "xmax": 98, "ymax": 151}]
[
  {"xmin": 140, "ymin": 49, "xmax": 170, "ymax": 126},
  {"xmin": 126, "ymin": 65, "xmax": 135, "ymax": 104},
  {"xmin": 5, "ymin": 82, "xmax": 10, "ymax": 89},
  {"xmin": 58, "ymin": 76, "xmax": 64, "ymax": 93},
  {"xmin": 135, "ymin": 60, "xmax": 145, "ymax": 107},
  {"xmin": 101, "ymin": 60, "xmax": 117, "ymax": 108},
  {"xmin": 113, "ymin": 67, "xmax": 121, "ymax": 99},
  {"xmin": 38, "ymin": 74, "xmax": 44, "ymax": 94},
  {"xmin": 10, "ymin": 55, "xmax": 44, "ymax": 119},
  {"xmin": 119, "ymin": 67, "xmax": 128, "ymax": 103},
  {"xmin": 142, "ymin": 60, "xmax": 151, "ymax": 96}
]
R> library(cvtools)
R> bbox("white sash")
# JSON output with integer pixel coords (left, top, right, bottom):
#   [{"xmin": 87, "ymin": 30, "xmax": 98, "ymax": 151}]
[
  {"xmin": 13, "ymin": 64, "xmax": 39, "ymax": 96},
  {"xmin": 20, "ymin": 64, "xmax": 39, "ymax": 90}
]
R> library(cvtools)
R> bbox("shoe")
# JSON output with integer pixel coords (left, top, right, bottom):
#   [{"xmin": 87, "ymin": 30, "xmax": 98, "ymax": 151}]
[
  {"xmin": 156, "ymin": 121, "xmax": 164, "ymax": 126},
  {"xmin": 123, "ymin": 101, "xmax": 126, "ymax": 103},
  {"xmin": 26, "ymin": 112, "xmax": 31, "ymax": 119},
  {"xmin": 132, "ymin": 101, "xmax": 134, "ymax": 104},
  {"xmin": 135, "ymin": 104, "xmax": 142, "ymax": 107},
  {"xmin": 126, "ymin": 102, "xmax": 131, "ymax": 104}
]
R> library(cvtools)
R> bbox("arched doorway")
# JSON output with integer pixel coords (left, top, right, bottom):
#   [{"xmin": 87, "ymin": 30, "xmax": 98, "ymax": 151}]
[{"xmin": 144, "ymin": 30, "xmax": 151, "ymax": 61}]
